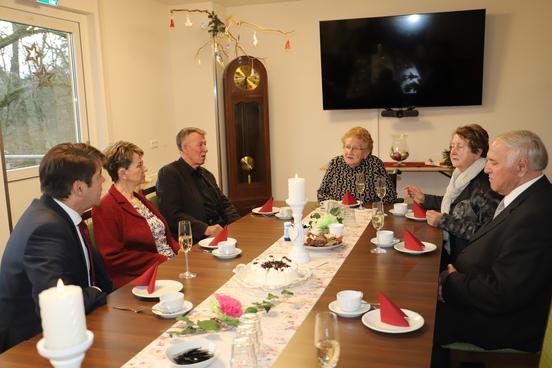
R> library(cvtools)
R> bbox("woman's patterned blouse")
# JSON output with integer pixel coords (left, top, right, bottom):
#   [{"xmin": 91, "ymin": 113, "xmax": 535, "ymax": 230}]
[{"xmin": 317, "ymin": 155, "xmax": 397, "ymax": 203}]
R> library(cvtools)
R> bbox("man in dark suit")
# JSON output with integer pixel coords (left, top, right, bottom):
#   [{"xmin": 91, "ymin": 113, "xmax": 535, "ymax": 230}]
[
  {"xmin": 436, "ymin": 130, "xmax": 552, "ymax": 355},
  {"xmin": 0, "ymin": 143, "xmax": 113, "ymax": 353},
  {"xmin": 157, "ymin": 127, "xmax": 240, "ymax": 243}
]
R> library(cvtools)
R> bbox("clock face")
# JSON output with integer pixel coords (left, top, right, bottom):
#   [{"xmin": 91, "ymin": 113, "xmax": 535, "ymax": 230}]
[{"xmin": 233, "ymin": 65, "xmax": 260, "ymax": 91}]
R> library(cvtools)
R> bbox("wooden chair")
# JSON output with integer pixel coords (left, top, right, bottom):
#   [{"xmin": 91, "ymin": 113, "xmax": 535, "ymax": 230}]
[
  {"xmin": 539, "ymin": 306, "xmax": 552, "ymax": 368},
  {"xmin": 444, "ymin": 342, "xmax": 539, "ymax": 368},
  {"xmin": 444, "ymin": 306, "xmax": 552, "ymax": 368}
]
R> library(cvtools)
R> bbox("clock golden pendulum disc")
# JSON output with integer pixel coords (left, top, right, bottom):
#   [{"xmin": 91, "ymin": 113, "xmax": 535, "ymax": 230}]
[{"xmin": 240, "ymin": 156, "xmax": 255, "ymax": 184}]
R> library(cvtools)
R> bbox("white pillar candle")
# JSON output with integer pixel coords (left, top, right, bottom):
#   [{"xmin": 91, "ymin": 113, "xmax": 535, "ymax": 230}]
[
  {"xmin": 288, "ymin": 174, "xmax": 306, "ymax": 203},
  {"xmin": 38, "ymin": 279, "xmax": 87, "ymax": 350}
]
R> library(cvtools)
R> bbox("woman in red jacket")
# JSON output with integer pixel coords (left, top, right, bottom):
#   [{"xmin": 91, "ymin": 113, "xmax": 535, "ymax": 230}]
[{"xmin": 92, "ymin": 141, "xmax": 180, "ymax": 289}]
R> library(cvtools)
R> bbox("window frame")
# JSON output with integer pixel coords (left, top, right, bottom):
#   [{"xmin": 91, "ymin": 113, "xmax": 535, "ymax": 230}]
[{"xmin": 0, "ymin": 5, "xmax": 89, "ymax": 182}]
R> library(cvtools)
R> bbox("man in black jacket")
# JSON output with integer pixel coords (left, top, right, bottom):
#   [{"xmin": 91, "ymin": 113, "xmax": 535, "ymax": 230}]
[
  {"xmin": 157, "ymin": 127, "xmax": 240, "ymax": 243},
  {"xmin": 0, "ymin": 143, "xmax": 113, "ymax": 353},
  {"xmin": 436, "ymin": 130, "xmax": 552, "ymax": 354}
]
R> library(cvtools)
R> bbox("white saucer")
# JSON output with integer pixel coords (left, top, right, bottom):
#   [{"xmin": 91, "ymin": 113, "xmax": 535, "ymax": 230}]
[
  {"xmin": 199, "ymin": 236, "xmax": 238, "ymax": 249},
  {"xmin": 394, "ymin": 241, "xmax": 437, "ymax": 254},
  {"xmin": 132, "ymin": 280, "xmax": 183, "ymax": 299},
  {"xmin": 328, "ymin": 300, "xmax": 371, "ymax": 318},
  {"xmin": 152, "ymin": 300, "xmax": 193, "ymax": 319},
  {"xmin": 405, "ymin": 211, "xmax": 427, "ymax": 221},
  {"xmin": 361, "ymin": 308, "xmax": 424, "ymax": 333},
  {"xmin": 252, "ymin": 207, "xmax": 280, "ymax": 216},
  {"xmin": 212, "ymin": 248, "xmax": 242, "ymax": 259},
  {"xmin": 275, "ymin": 212, "xmax": 292, "ymax": 220},
  {"xmin": 389, "ymin": 209, "xmax": 407, "ymax": 216},
  {"xmin": 370, "ymin": 237, "xmax": 400, "ymax": 248}
]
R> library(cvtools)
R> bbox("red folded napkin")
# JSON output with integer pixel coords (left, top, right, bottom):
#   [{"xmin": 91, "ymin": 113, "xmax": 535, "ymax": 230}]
[
  {"xmin": 209, "ymin": 225, "xmax": 228, "ymax": 246},
  {"xmin": 403, "ymin": 229, "xmax": 425, "ymax": 251},
  {"xmin": 342, "ymin": 190, "xmax": 357, "ymax": 205},
  {"xmin": 132, "ymin": 262, "xmax": 159, "ymax": 294},
  {"xmin": 412, "ymin": 201, "xmax": 427, "ymax": 218},
  {"xmin": 259, "ymin": 198, "xmax": 273, "ymax": 213},
  {"xmin": 378, "ymin": 292, "xmax": 409, "ymax": 327}
]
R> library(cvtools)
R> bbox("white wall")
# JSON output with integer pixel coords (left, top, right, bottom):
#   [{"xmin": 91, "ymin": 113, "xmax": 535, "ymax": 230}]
[
  {"xmin": 167, "ymin": 1, "xmax": 225, "ymax": 181},
  {"xmin": 98, "ymin": 0, "xmax": 174, "ymax": 175},
  {"xmin": 216, "ymin": 0, "xmax": 552, "ymax": 200}
]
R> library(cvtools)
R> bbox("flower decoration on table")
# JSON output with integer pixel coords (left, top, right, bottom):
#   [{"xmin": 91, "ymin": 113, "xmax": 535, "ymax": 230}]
[
  {"xmin": 168, "ymin": 8, "xmax": 294, "ymax": 66},
  {"xmin": 211, "ymin": 294, "xmax": 242, "ymax": 326},
  {"xmin": 308, "ymin": 207, "xmax": 343, "ymax": 233},
  {"xmin": 169, "ymin": 290, "xmax": 294, "ymax": 336}
]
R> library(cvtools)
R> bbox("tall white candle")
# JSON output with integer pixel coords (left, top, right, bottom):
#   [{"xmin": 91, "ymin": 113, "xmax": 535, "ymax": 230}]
[
  {"xmin": 38, "ymin": 279, "xmax": 87, "ymax": 350},
  {"xmin": 288, "ymin": 174, "xmax": 306, "ymax": 203}
]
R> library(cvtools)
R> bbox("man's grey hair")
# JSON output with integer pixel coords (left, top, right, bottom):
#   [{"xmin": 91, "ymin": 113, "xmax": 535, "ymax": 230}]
[
  {"xmin": 495, "ymin": 130, "xmax": 548, "ymax": 171},
  {"xmin": 176, "ymin": 127, "xmax": 206, "ymax": 151}
]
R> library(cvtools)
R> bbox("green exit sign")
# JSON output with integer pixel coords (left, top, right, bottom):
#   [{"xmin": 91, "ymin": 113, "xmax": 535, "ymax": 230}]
[{"xmin": 36, "ymin": 0, "xmax": 59, "ymax": 6}]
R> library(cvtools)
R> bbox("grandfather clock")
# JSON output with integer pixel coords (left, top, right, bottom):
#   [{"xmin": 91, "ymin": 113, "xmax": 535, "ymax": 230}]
[{"xmin": 223, "ymin": 56, "xmax": 271, "ymax": 215}]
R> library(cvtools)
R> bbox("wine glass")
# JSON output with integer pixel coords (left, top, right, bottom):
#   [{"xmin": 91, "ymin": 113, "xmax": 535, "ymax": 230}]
[
  {"xmin": 375, "ymin": 176, "xmax": 387, "ymax": 202},
  {"xmin": 390, "ymin": 134, "xmax": 410, "ymax": 166},
  {"xmin": 178, "ymin": 220, "xmax": 196, "ymax": 279},
  {"xmin": 315, "ymin": 312, "xmax": 340, "ymax": 368},
  {"xmin": 355, "ymin": 172, "xmax": 366, "ymax": 206},
  {"xmin": 371, "ymin": 203, "xmax": 386, "ymax": 254}
]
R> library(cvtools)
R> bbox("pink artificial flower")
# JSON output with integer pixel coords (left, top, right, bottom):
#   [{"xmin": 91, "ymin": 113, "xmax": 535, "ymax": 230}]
[{"xmin": 214, "ymin": 294, "xmax": 242, "ymax": 318}]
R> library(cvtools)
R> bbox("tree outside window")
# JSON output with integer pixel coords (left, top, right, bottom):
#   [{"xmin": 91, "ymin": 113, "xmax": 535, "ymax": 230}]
[{"xmin": 0, "ymin": 19, "xmax": 81, "ymax": 171}]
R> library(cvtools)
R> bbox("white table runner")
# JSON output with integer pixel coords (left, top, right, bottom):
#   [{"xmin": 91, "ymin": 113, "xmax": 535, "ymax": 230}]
[{"xmin": 123, "ymin": 209, "xmax": 372, "ymax": 368}]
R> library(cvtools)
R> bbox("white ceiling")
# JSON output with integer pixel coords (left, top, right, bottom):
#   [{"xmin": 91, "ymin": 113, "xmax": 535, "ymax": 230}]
[{"xmin": 153, "ymin": 0, "xmax": 297, "ymax": 6}]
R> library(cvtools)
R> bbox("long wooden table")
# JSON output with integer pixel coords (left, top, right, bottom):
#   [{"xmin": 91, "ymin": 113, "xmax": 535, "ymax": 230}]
[{"xmin": 0, "ymin": 203, "xmax": 442, "ymax": 367}]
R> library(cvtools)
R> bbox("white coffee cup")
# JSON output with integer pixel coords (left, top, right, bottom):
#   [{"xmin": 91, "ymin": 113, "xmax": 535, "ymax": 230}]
[
  {"xmin": 158, "ymin": 291, "xmax": 184, "ymax": 313},
  {"xmin": 377, "ymin": 230, "xmax": 394, "ymax": 246},
  {"xmin": 328, "ymin": 223, "xmax": 344, "ymax": 237},
  {"xmin": 336, "ymin": 290, "xmax": 363, "ymax": 312},
  {"xmin": 279, "ymin": 207, "xmax": 292, "ymax": 218},
  {"xmin": 393, "ymin": 203, "xmax": 408, "ymax": 215},
  {"xmin": 218, "ymin": 239, "xmax": 237, "ymax": 255}
]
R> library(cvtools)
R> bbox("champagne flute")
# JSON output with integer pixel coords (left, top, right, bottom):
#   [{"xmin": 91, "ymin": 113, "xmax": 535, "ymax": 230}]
[
  {"xmin": 375, "ymin": 176, "xmax": 387, "ymax": 202},
  {"xmin": 178, "ymin": 220, "xmax": 196, "ymax": 279},
  {"xmin": 315, "ymin": 312, "xmax": 340, "ymax": 368},
  {"xmin": 355, "ymin": 172, "xmax": 366, "ymax": 206},
  {"xmin": 371, "ymin": 203, "xmax": 386, "ymax": 254}
]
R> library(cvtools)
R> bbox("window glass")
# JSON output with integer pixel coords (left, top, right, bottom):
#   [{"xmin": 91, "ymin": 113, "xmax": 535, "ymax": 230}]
[{"xmin": 0, "ymin": 19, "xmax": 80, "ymax": 171}]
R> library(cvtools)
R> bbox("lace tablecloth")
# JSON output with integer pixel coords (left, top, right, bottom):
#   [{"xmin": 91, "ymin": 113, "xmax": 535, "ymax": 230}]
[{"xmin": 123, "ymin": 208, "xmax": 372, "ymax": 368}]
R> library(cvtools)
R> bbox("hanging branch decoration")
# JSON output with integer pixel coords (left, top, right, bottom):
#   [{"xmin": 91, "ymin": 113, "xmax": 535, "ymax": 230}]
[{"xmin": 169, "ymin": 8, "xmax": 293, "ymax": 66}]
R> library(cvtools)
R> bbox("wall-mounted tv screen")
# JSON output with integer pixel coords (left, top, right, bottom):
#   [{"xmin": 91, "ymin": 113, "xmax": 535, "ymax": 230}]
[{"xmin": 319, "ymin": 9, "xmax": 486, "ymax": 110}]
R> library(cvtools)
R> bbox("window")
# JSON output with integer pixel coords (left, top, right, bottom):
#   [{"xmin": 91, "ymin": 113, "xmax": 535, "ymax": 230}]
[{"xmin": 0, "ymin": 7, "xmax": 87, "ymax": 180}]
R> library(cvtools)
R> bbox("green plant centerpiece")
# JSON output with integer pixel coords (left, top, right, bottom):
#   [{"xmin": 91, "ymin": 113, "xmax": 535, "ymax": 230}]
[
  {"xmin": 441, "ymin": 149, "xmax": 453, "ymax": 167},
  {"xmin": 308, "ymin": 206, "xmax": 343, "ymax": 233}
]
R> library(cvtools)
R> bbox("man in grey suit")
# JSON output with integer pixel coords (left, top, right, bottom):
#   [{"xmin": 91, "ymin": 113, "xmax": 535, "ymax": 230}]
[
  {"xmin": 436, "ymin": 130, "xmax": 552, "ymax": 356},
  {"xmin": 0, "ymin": 143, "xmax": 113, "ymax": 353}
]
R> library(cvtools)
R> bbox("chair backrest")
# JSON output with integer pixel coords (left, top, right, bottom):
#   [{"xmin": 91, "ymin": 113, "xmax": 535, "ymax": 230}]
[
  {"xmin": 539, "ymin": 305, "xmax": 552, "ymax": 368},
  {"xmin": 85, "ymin": 219, "xmax": 97, "ymax": 250},
  {"xmin": 147, "ymin": 193, "xmax": 159, "ymax": 210}
]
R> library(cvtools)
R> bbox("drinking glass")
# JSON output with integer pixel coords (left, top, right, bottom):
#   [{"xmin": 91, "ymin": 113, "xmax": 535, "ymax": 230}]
[
  {"xmin": 375, "ymin": 176, "xmax": 387, "ymax": 202},
  {"xmin": 231, "ymin": 336, "xmax": 257, "ymax": 368},
  {"xmin": 390, "ymin": 133, "xmax": 410, "ymax": 166},
  {"xmin": 178, "ymin": 220, "xmax": 196, "ymax": 279},
  {"xmin": 355, "ymin": 172, "xmax": 366, "ymax": 205},
  {"xmin": 371, "ymin": 203, "xmax": 386, "ymax": 254},
  {"xmin": 314, "ymin": 312, "xmax": 340, "ymax": 368}
]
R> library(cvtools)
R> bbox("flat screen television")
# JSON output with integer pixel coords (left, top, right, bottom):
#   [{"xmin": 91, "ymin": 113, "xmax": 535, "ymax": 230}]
[{"xmin": 319, "ymin": 9, "xmax": 486, "ymax": 110}]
